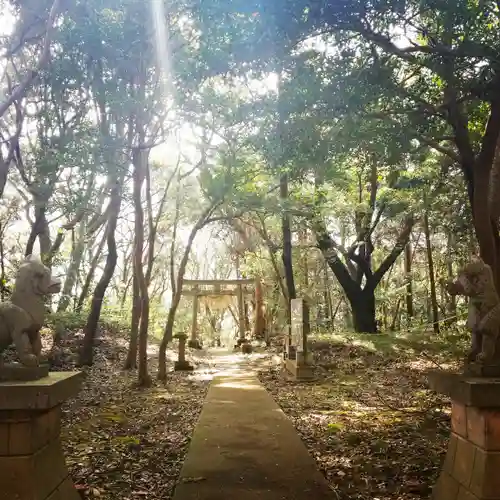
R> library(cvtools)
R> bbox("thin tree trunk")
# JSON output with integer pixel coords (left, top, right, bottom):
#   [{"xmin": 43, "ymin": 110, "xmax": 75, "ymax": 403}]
[
  {"xmin": 132, "ymin": 147, "xmax": 152, "ymax": 387},
  {"xmin": 445, "ymin": 231, "xmax": 457, "ymax": 325},
  {"xmin": 124, "ymin": 272, "xmax": 140, "ymax": 370},
  {"xmin": 423, "ymin": 208, "xmax": 440, "ymax": 334},
  {"xmin": 79, "ymin": 186, "xmax": 121, "ymax": 366},
  {"xmin": 322, "ymin": 262, "xmax": 332, "ymax": 325},
  {"xmin": 158, "ymin": 202, "xmax": 219, "ymax": 381},
  {"xmin": 0, "ymin": 223, "xmax": 5, "ymax": 301},
  {"xmin": 390, "ymin": 298, "xmax": 402, "ymax": 331},
  {"xmin": 58, "ymin": 221, "xmax": 86, "ymax": 311},
  {"xmin": 280, "ymin": 173, "xmax": 296, "ymax": 323},
  {"xmin": 75, "ymin": 227, "xmax": 107, "ymax": 312},
  {"xmin": 404, "ymin": 241, "xmax": 414, "ymax": 319},
  {"xmin": 25, "ymin": 204, "xmax": 51, "ymax": 259}
]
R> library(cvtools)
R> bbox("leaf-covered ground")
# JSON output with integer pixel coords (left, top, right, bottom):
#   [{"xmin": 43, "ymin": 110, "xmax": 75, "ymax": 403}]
[
  {"xmin": 16, "ymin": 317, "xmax": 467, "ymax": 500},
  {"xmin": 39, "ymin": 320, "xmax": 212, "ymax": 500},
  {"xmin": 257, "ymin": 330, "xmax": 466, "ymax": 500}
]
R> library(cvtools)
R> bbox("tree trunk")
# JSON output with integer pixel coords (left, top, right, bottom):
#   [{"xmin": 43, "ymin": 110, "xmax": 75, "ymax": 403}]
[
  {"xmin": 157, "ymin": 202, "xmax": 218, "ymax": 381},
  {"xmin": 158, "ymin": 298, "xmax": 179, "ymax": 381},
  {"xmin": 301, "ymin": 235, "xmax": 311, "ymax": 332},
  {"xmin": 79, "ymin": 188, "xmax": 120, "ymax": 366},
  {"xmin": 244, "ymin": 300, "xmax": 250, "ymax": 333},
  {"xmin": 404, "ymin": 241, "xmax": 413, "ymax": 319},
  {"xmin": 75, "ymin": 227, "xmax": 107, "ymax": 312},
  {"xmin": 423, "ymin": 209, "xmax": 440, "ymax": 334},
  {"xmin": 445, "ymin": 231, "xmax": 457, "ymax": 325},
  {"xmin": 390, "ymin": 298, "xmax": 402, "ymax": 331},
  {"xmin": 25, "ymin": 205, "xmax": 51, "ymax": 260},
  {"xmin": 58, "ymin": 221, "xmax": 86, "ymax": 312},
  {"xmin": 253, "ymin": 279, "xmax": 265, "ymax": 339},
  {"xmin": 132, "ymin": 148, "xmax": 151, "ymax": 387},
  {"xmin": 124, "ymin": 272, "xmax": 139, "ymax": 370},
  {"xmin": 280, "ymin": 173, "xmax": 296, "ymax": 322},
  {"xmin": 315, "ymin": 216, "xmax": 413, "ymax": 334},
  {"xmin": 349, "ymin": 288, "xmax": 377, "ymax": 333},
  {"xmin": 322, "ymin": 262, "xmax": 333, "ymax": 326},
  {"xmin": 0, "ymin": 223, "xmax": 5, "ymax": 301}
]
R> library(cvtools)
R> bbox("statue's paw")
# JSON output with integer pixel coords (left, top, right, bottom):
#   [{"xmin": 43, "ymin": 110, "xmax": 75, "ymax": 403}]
[
  {"xmin": 20, "ymin": 354, "xmax": 39, "ymax": 367},
  {"xmin": 476, "ymin": 351, "xmax": 494, "ymax": 364}
]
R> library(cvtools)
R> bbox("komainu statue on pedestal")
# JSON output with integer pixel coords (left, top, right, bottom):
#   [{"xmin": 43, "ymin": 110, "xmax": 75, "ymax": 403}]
[
  {"xmin": 0, "ymin": 255, "xmax": 61, "ymax": 367},
  {"xmin": 446, "ymin": 257, "xmax": 500, "ymax": 366}
]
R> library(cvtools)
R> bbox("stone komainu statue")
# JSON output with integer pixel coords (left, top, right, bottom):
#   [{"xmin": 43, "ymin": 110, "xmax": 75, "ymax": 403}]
[
  {"xmin": 447, "ymin": 257, "xmax": 500, "ymax": 363},
  {"xmin": 0, "ymin": 255, "xmax": 61, "ymax": 367}
]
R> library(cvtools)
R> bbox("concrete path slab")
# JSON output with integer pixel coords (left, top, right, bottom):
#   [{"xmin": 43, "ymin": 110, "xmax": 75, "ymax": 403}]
[{"xmin": 173, "ymin": 361, "xmax": 333, "ymax": 500}]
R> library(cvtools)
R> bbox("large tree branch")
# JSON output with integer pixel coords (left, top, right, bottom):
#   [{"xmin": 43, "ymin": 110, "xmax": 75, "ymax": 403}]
[
  {"xmin": 477, "ymin": 92, "xmax": 500, "ymax": 174},
  {"xmin": 0, "ymin": 0, "xmax": 62, "ymax": 118},
  {"xmin": 313, "ymin": 219, "xmax": 359, "ymax": 298},
  {"xmin": 0, "ymin": 100, "xmax": 23, "ymax": 196},
  {"xmin": 372, "ymin": 215, "xmax": 415, "ymax": 287},
  {"xmin": 367, "ymin": 111, "xmax": 461, "ymax": 162}
]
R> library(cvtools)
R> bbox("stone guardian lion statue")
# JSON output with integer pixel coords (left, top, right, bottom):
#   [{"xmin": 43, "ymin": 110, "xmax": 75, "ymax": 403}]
[
  {"xmin": 446, "ymin": 257, "xmax": 500, "ymax": 364},
  {"xmin": 0, "ymin": 255, "xmax": 61, "ymax": 367}
]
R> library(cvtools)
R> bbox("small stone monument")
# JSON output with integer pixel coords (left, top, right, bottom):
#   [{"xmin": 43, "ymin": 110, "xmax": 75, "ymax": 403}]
[
  {"xmin": 174, "ymin": 333, "xmax": 194, "ymax": 371},
  {"xmin": 285, "ymin": 298, "xmax": 314, "ymax": 380},
  {"xmin": 429, "ymin": 257, "xmax": 500, "ymax": 500},
  {"xmin": 0, "ymin": 256, "xmax": 84, "ymax": 499}
]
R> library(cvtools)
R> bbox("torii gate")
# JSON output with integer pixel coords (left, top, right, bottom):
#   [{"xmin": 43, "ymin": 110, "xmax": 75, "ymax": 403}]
[{"xmin": 182, "ymin": 278, "xmax": 265, "ymax": 346}]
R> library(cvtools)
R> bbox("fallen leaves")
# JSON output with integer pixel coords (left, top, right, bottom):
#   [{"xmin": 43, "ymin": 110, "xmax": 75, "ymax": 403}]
[
  {"xmin": 258, "ymin": 333, "xmax": 457, "ymax": 500},
  {"xmin": 46, "ymin": 322, "xmax": 210, "ymax": 500}
]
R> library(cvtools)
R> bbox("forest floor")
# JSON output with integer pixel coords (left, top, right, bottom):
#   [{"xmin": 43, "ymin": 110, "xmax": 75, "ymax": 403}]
[
  {"xmin": 27, "ymin": 317, "xmax": 467, "ymax": 500},
  {"xmin": 257, "ymin": 329, "xmax": 468, "ymax": 500},
  {"xmin": 38, "ymin": 316, "xmax": 215, "ymax": 500}
]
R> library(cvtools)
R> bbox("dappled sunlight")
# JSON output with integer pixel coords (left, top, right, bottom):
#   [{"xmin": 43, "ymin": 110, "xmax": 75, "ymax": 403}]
[
  {"xmin": 190, "ymin": 372, "xmax": 216, "ymax": 382},
  {"xmin": 147, "ymin": 344, "xmax": 159, "ymax": 355},
  {"xmin": 216, "ymin": 381, "xmax": 261, "ymax": 390},
  {"xmin": 258, "ymin": 332, "xmax": 453, "ymax": 500},
  {"xmin": 186, "ymin": 347, "xmax": 273, "ymax": 382}
]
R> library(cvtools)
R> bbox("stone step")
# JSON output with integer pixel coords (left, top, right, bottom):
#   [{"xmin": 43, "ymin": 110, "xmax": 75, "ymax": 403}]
[{"xmin": 172, "ymin": 370, "xmax": 334, "ymax": 500}]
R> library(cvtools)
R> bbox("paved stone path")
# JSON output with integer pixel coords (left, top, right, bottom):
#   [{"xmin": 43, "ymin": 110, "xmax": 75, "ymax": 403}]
[{"xmin": 172, "ymin": 350, "xmax": 333, "ymax": 500}]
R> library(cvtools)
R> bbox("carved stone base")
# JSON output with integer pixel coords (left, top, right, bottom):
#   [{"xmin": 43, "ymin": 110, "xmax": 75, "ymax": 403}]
[
  {"xmin": 428, "ymin": 370, "xmax": 500, "ymax": 500},
  {"xmin": 464, "ymin": 361, "xmax": 500, "ymax": 378},
  {"xmin": 0, "ymin": 362, "xmax": 49, "ymax": 381},
  {"xmin": 285, "ymin": 359, "xmax": 314, "ymax": 381},
  {"xmin": 0, "ymin": 371, "xmax": 83, "ymax": 500},
  {"xmin": 174, "ymin": 360, "xmax": 194, "ymax": 371}
]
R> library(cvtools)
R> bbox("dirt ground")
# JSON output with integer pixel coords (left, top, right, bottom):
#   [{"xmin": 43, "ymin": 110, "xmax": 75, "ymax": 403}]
[
  {"xmin": 41, "ymin": 322, "xmax": 213, "ymax": 499},
  {"xmin": 30, "ymin": 322, "xmax": 463, "ymax": 500},
  {"xmin": 257, "ymin": 332, "xmax": 464, "ymax": 500}
]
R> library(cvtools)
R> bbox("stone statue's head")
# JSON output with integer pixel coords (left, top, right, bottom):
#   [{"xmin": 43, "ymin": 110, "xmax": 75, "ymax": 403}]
[{"xmin": 14, "ymin": 255, "xmax": 61, "ymax": 296}]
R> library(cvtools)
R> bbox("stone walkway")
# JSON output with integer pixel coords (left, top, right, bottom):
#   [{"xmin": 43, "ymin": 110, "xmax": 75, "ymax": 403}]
[{"xmin": 172, "ymin": 350, "xmax": 333, "ymax": 500}]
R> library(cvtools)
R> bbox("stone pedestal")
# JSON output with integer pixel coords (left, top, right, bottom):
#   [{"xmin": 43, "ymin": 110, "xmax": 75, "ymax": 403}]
[
  {"xmin": 0, "ymin": 363, "xmax": 49, "ymax": 382},
  {"xmin": 428, "ymin": 370, "xmax": 500, "ymax": 500},
  {"xmin": 0, "ymin": 371, "xmax": 83, "ymax": 500},
  {"xmin": 174, "ymin": 334, "xmax": 193, "ymax": 371},
  {"xmin": 285, "ymin": 359, "xmax": 314, "ymax": 381}
]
